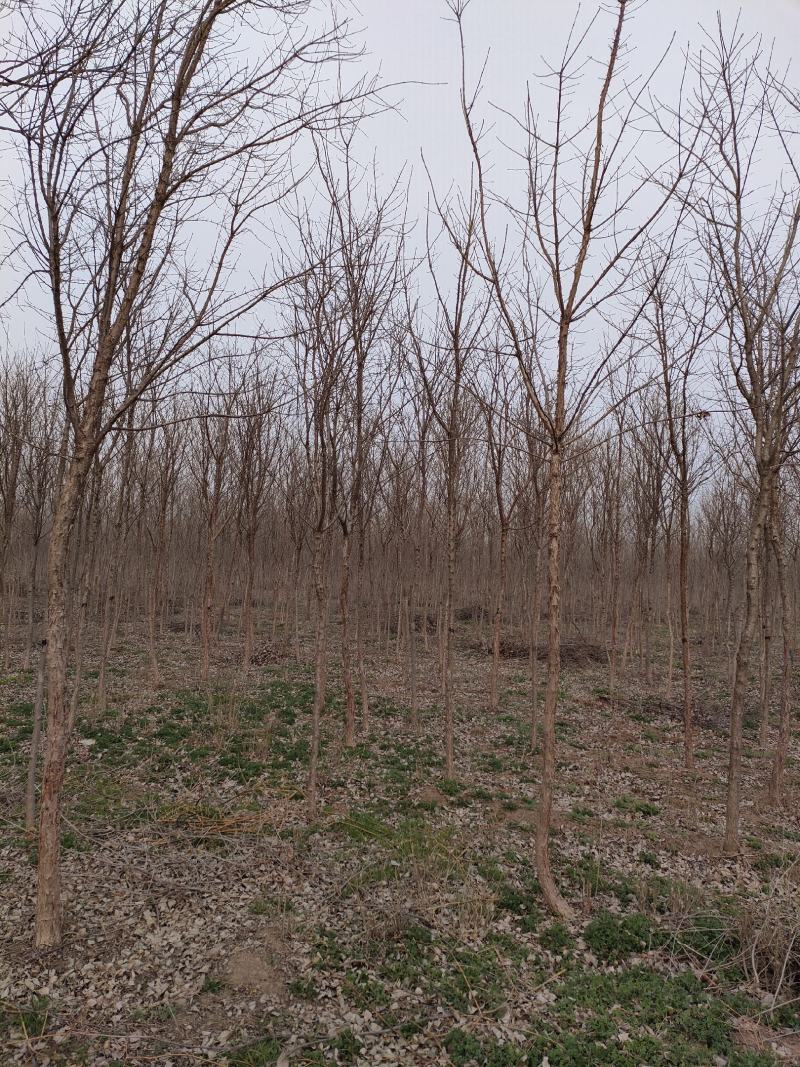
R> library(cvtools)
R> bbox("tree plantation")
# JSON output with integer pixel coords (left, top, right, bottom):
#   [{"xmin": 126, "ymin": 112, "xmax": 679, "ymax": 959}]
[{"xmin": 0, "ymin": 0, "xmax": 799, "ymax": 1064}]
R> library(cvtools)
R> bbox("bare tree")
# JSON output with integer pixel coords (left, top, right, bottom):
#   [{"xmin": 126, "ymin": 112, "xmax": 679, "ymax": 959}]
[
  {"xmin": 409, "ymin": 209, "xmax": 485, "ymax": 779},
  {"xmin": 0, "ymin": 0, "xmax": 364, "ymax": 946},
  {"xmin": 450, "ymin": 0, "xmax": 696, "ymax": 916},
  {"xmin": 680, "ymin": 20, "xmax": 800, "ymax": 853},
  {"xmin": 646, "ymin": 267, "xmax": 711, "ymax": 768}
]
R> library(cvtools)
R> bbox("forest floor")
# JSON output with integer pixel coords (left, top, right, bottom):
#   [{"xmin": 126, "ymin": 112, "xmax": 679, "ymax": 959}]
[{"xmin": 1, "ymin": 620, "xmax": 799, "ymax": 1066}]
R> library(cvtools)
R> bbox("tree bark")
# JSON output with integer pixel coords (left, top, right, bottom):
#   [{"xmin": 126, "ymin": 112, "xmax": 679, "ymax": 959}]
[
  {"xmin": 724, "ymin": 479, "xmax": 772, "ymax": 855},
  {"xmin": 536, "ymin": 447, "xmax": 573, "ymax": 919}
]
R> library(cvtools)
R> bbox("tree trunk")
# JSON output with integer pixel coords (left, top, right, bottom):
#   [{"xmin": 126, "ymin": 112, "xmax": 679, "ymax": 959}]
[
  {"xmin": 767, "ymin": 504, "xmax": 792, "ymax": 806},
  {"xmin": 242, "ymin": 531, "xmax": 256, "ymax": 671},
  {"xmin": 307, "ymin": 529, "xmax": 329, "ymax": 818},
  {"xmin": 758, "ymin": 526, "xmax": 771, "ymax": 749},
  {"xmin": 25, "ymin": 638, "xmax": 47, "ymax": 834},
  {"xmin": 529, "ymin": 537, "xmax": 542, "ymax": 750},
  {"xmin": 490, "ymin": 523, "xmax": 508, "ymax": 715},
  {"xmin": 443, "ymin": 472, "xmax": 456, "ymax": 778},
  {"xmin": 678, "ymin": 486, "xmax": 694, "ymax": 769},
  {"xmin": 724, "ymin": 479, "xmax": 771, "ymax": 855},
  {"xmin": 36, "ymin": 449, "xmax": 91, "ymax": 947},
  {"xmin": 536, "ymin": 448, "xmax": 573, "ymax": 919},
  {"xmin": 340, "ymin": 527, "xmax": 356, "ymax": 747}
]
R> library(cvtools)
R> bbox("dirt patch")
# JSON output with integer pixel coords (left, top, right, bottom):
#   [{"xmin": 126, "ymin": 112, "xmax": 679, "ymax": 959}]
[
  {"xmin": 491, "ymin": 799, "xmax": 538, "ymax": 830},
  {"xmin": 667, "ymin": 830, "xmax": 723, "ymax": 859},
  {"xmin": 735, "ymin": 1016, "xmax": 800, "ymax": 1065},
  {"xmin": 418, "ymin": 783, "xmax": 447, "ymax": 807},
  {"xmin": 225, "ymin": 927, "xmax": 287, "ymax": 999}
]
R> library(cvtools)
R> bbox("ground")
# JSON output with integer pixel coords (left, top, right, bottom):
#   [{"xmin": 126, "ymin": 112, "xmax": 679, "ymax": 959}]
[{"xmin": 1, "ymin": 619, "xmax": 799, "ymax": 1066}]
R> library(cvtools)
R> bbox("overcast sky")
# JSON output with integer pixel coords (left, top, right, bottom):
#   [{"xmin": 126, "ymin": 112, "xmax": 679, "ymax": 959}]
[
  {"xmin": 2, "ymin": 0, "xmax": 799, "ymax": 356},
  {"xmin": 351, "ymin": 0, "xmax": 800, "ymax": 204}
]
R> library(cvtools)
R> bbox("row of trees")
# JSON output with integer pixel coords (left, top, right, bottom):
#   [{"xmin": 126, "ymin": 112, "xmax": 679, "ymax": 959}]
[
  {"xmin": 2, "ymin": 349, "xmax": 796, "ymax": 710},
  {"xmin": 0, "ymin": 0, "xmax": 798, "ymax": 944}
]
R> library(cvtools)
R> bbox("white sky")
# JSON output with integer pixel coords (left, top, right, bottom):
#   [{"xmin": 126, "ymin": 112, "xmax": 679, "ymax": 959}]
[
  {"xmin": 2, "ymin": 0, "xmax": 799, "ymax": 355},
  {"xmin": 352, "ymin": 0, "xmax": 800, "ymax": 202}
]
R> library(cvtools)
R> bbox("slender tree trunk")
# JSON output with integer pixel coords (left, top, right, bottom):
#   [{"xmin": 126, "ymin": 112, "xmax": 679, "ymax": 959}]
[
  {"xmin": 408, "ymin": 540, "xmax": 421, "ymax": 730},
  {"xmin": 537, "ymin": 448, "xmax": 572, "ymax": 919},
  {"xmin": 529, "ymin": 537, "xmax": 542, "ymax": 750},
  {"xmin": 340, "ymin": 527, "xmax": 356, "ymax": 747},
  {"xmin": 443, "ymin": 470, "xmax": 456, "ymax": 778},
  {"xmin": 678, "ymin": 486, "xmax": 694, "ymax": 769},
  {"xmin": 665, "ymin": 530, "xmax": 675, "ymax": 701},
  {"xmin": 200, "ymin": 528, "xmax": 215, "ymax": 684},
  {"xmin": 724, "ymin": 479, "xmax": 771, "ymax": 855},
  {"xmin": 307, "ymin": 529, "xmax": 329, "ymax": 818},
  {"xmin": 490, "ymin": 523, "xmax": 508, "ymax": 715},
  {"xmin": 356, "ymin": 552, "xmax": 369, "ymax": 733},
  {"xmin": 25, "ymin": 638, "xmax": 47, "ymax": 834},
  {"xmin": 242, "ymin": 531, "xmax": 256, "ymax": 671},
  {"xmin": 36, "ymin": 448, "xmax": 92, "ymax": 947},
  {"xmin": 758, "ymin": 526, "xmax": 771, "ymax": 748},
  {"xmin": 767, "ymin": 505, "xmax": 792, "ymax": 806}
]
